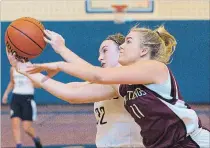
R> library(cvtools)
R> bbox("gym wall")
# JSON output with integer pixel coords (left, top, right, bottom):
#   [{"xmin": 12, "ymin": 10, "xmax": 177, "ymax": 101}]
[{"xmin": 1, "ymin": 0, "xmax": 209, "ymax": 104}]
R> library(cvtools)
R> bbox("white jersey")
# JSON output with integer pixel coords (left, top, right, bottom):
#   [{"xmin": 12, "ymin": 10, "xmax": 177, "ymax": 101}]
[
  {"xmin": 12, "ymin": 69, "xmax": 34, "ymax": 95},
  {"xmin": 94, "ymin": 96, "xmax": 143, "ymax": 147}
]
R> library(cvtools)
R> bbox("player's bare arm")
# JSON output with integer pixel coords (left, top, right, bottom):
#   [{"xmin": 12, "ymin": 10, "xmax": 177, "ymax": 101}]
[
  {"xmin": 24, "ymin": 73, "xmax": 117, "ymax": 103},
  {"xmin": 2, "ymin": 67, "xmax": 15, "ymax": 104},
  {"xmin": 44, "ymin": 30, "xmax": 92, "ymax": 66},
  {"xmin": 27, "ymin": 60, "xmax": 168, "ymax": 85}
]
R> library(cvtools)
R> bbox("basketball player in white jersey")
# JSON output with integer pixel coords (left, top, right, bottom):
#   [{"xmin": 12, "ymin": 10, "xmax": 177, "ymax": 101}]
[
  {"xmin": 2, "ymin": 66, "xmax": 42, "ymax": 148},
  {"xmin": 22, "ymin": 26, "xmax": 210, "ymax": 148},
  {"xmin": 49, "ymin": 33, "xmax": 143, "ymax": 147},
  {"xmin": 6, "ymin": 33, "xmax": 143, "ymax": 147}
]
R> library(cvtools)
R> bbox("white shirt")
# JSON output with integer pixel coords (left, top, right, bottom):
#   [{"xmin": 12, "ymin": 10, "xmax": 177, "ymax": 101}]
[
  {"xmin": 94, "ymin": 96, "xmax": 143, "ymax": 147},
  {"xmin": 12, "ymin": 69, "xmax": 34, "ymax": 95}
]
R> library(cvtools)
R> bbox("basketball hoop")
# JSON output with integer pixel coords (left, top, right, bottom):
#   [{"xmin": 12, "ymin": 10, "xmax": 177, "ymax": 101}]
[{"xmin": 112, "ymin": 4, "xmax": 127, "ymax": 24}]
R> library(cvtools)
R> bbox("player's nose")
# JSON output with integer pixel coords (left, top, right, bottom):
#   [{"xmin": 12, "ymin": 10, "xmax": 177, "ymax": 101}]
[{"xmin": 98, "ymin": 54, "xmax": 103, "ymax": 62}]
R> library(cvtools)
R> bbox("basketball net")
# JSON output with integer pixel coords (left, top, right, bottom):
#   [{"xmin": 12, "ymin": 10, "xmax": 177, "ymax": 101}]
[{"xmin": 112, "ymin": 5, "xmax": 127, "ymax": 24}]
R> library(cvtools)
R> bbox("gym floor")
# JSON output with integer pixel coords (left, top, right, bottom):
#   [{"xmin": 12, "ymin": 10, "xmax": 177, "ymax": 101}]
[{"xmin": 1, "ymin": 104, "xmax": 209, "ymax": 148}]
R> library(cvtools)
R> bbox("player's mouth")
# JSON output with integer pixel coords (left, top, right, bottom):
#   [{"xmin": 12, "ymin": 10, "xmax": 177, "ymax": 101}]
[{"xmin": 101, "ymin": 63, "xmax": 105, "ymax": 67}]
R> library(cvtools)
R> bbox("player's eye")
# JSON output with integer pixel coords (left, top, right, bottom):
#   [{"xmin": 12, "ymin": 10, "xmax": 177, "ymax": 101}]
[{"xmin": 126, "ymin": 40, "xmax": 131, "ymax": 44}]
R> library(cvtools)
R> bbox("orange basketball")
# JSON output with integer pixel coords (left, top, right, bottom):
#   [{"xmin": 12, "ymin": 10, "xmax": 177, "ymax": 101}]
[{"xmin": 5, "ymin": 17, "xmax": 46, "ymax": 60}]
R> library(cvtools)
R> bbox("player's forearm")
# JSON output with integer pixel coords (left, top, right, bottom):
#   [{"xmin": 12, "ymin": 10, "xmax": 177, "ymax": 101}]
[
  {"xmin": 26, "ymin": 73, "xmax": 92, "ymax": 103},
  {"xmin": 59, "ymin": 46, "xmax": 92, "ymax": 66},
  {"xmin": 26, "ymin": 73, "xmax": 71, "ymax": 102},
  {"xmin": 3, "ymin": 82, "xmax": 14, "ymax": 96},
  {"xmin": 58, "ymin": 62, "xmax": 103, "ymax": 84}
]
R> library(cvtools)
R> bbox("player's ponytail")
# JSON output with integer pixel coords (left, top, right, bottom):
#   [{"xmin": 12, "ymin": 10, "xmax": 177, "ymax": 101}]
[
  {"xmin": 130, "ymin": 25, "xmax": 176, "ymax": 64},
  {"xmin": 154, "ymin": 26, "xmax": 177, "ymax": 64}
]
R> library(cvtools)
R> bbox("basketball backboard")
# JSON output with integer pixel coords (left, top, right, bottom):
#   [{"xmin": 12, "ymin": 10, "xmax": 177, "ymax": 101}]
[{"xmin": 85, "ymin": 0, "xmax": 154, "ymax": 13}]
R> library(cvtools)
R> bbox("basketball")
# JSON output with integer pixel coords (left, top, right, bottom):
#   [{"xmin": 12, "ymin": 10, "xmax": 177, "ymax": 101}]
[{"xmin": 5, "ymin": 17, "xmax": 46, "ymax": 60}]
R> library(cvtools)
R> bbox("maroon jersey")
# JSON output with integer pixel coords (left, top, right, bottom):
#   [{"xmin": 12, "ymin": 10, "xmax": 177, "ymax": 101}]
[{"xmin": 119, "ymin": 70, "xmax": 201, "ymax": 148}]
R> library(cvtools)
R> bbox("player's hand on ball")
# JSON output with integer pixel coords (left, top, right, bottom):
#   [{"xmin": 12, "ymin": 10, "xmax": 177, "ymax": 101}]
[
  {"xmin": 43, "ymin": 29, "xmax": 66, "ymax": 54},
  {"xmin": 7, "ymin": 50, "xmax": 21, "ymax": 68},
  {"xmin": 6, "ymin": 49, "xmax": 18, "ymax": 67},
  {"xmin": 7, "ymin": 49, "xmax": 31, "ymax": 76}
]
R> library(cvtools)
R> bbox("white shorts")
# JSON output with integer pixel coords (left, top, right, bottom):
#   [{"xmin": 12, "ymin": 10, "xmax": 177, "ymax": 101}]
[{"xmin": 190, "ymin": 128, "xmax": 210, "ymax": 148}]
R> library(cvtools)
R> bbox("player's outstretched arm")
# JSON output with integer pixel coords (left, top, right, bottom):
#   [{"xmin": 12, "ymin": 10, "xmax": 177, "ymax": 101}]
[
  {"xmin": 28, "ymin": 60, "xmax": 168, "ymax": 85},
  {"xmin": 7, "ymin": 53, "xmax": 116, "ymax": 103},
  {"xmin": 29, "ymin": 74, "xmax": 115, "ymax": 103},
  {"xmin": 22, "ymin": 73, "xmax": 117, "ymax": 103},
  {"xmin": 44, "ymin": 30, "xmax": 92, "ymax": 66}
]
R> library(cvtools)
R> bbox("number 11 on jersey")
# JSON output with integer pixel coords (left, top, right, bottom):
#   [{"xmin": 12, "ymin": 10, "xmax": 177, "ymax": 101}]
[{"xmin": 130, "ymin": 104, "xmax": 145, "ymax": 119}]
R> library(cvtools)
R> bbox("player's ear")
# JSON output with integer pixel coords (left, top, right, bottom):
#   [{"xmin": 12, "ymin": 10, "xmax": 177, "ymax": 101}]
[{"xmin": 140, "ymin": 47, "xmax": 150, "ymax": 57}]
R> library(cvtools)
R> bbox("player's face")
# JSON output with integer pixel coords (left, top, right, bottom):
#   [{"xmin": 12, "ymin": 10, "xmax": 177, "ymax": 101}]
[
  {"xmin": 98, "ymin": 40, "xmax": 120, "ymax": 68},
  {"xmin": 118, "ymin": 31, "xmax": 147, "ymax": 65}
]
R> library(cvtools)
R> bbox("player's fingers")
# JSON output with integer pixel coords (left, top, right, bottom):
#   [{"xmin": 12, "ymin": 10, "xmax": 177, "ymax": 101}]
[
  {"xmin": 33, "ymin": 63, "xmax": 48, "ymax": 69},
  {"xmin": 49, "ymin": 31, "xmax": 64, "ymax": 40},
  {"xmin": 46, "ymin": 30, "xmax": 56, "ymax": 37},
  {"xmin": 26, "ymin": 67, "xmax": 43, "ymax": 74},
  {"xmin": 27, "ymin": 64, "xmax": 39, "ymax": 69},
  {"xmin": 27, "ymin": 63, "xmax": 52, "ymax": 73},
  {"xmin": 27, "ymin": 63, "xmax": 52, "ymax": 72},
  {"xmin": 10, "ymin": 51, "xmax": 17, "ymax": 57},
  {"xmin": 7, "ymin": 55, "xmax": 13, "ymax": 63},
  {"xmin": 44, "ymin": 37, "xmax": 52, "ymax": 44},
  {"xmin": 7, "ymin": 53, "xmax": 13, "ymax": 59},
  {"xmin": 26, "ymin": 64, "xmax": 42, "ymax": 72},
  {"xmin": 51, "ymin": 31, "xmax": 62, "ymax": 38},
  {"xmin": 8, "ymin": 54, "xmax": 18, "ymax": 67},
  {"xmin": 6, "ymin": 48, "xmax": 10, "ymax": 55},
  {"xmin": 50, "ymin": 30, "xmax": 57, "ymax": 35},
  {"xmin": 43, "ymin": 30, "xmax": 52, "ymax": 39}
]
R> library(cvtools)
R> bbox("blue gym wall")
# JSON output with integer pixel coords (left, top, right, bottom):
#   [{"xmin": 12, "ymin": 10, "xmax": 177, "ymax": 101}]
[{"xmin": 1, "ymin": 20, "xmax": 209, "ymax": 104}]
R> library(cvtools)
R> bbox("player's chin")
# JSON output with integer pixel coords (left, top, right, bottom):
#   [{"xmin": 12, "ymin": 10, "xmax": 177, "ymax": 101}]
[{"xmin": 118, "ymin": 56, "xmax": 127, "ymax": 66}]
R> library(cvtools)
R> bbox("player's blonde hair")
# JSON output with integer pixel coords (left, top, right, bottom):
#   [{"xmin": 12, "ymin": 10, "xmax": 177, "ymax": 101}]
[
  {"xmin": 130, "ymin": 25, "xmax": 177, "ymax": 64},
  {"xmin": 106, "ymin": 33, "xmax": 125, "ymax": 46}
]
